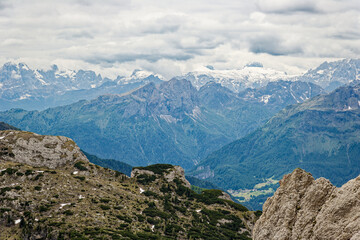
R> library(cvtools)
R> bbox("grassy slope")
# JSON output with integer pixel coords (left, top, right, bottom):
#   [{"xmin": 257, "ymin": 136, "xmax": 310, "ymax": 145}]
[{"xmin": 0, "ymin": 160, "xmax": 257, "ymax": 240}]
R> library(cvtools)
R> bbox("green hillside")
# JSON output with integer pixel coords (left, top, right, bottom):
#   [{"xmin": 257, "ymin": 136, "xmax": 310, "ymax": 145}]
[{"xmin": 190, "ymin": 84, "xmax": 360, "ymax": 209}]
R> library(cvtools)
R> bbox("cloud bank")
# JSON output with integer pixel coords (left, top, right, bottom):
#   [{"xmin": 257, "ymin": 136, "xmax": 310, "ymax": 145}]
[{"xmin": 0, "ymin": 0, "xmax": 359, "ymax": 78}]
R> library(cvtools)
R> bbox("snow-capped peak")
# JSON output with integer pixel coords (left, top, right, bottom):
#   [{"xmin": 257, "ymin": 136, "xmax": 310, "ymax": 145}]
[
  {"xmin": 180, "ymin": 65, "xmax": 291, "ymax": 92},
  {"xmin": 130, "ymin": 69, "xmax": 164, "ymax": 80},
  {"xmin": 55, "ymin": 68, "xmax": 76, "ymax": 80}
]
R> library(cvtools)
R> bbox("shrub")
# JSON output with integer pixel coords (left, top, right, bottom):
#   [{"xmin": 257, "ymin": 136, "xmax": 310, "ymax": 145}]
[
  {"xmin": 39, "ymin": 205, "xmax": 49, "ymax": 212},
  {"xmin": 99, "ymin": 205, "xmax": 110, "ymax": 210},
  {"xmin": 0, "ymin": 187, "xmax": 12, "ymax": 195},
  {"xmin": 25, "ymin": 170, "xmax": 33, "ymax": 176},
  {"xmin": 133, "ymin": 164, "xmax": 173, "ymax": 175},
  {"xmin": 74, "ymin": 162, "xmax": 88, "ymax": 171},
  {"xmin": 74, "ymin": 176, "xmax": 86, "ymax": 181},
  {"xmin": 116, "ymin": 215, "xmax": 132, "ymax": 223},
  {"xmin": 33, "ymin": 174, "xmax": 44, "ymax": 181},
  {"xmin": 136, "ymin": 174, "xmax": 156, "ymax": 185},
  {"xmin": 63, "ymin": 210, "xmax": 74, "ymax": 216},
  {"xmin": 1, "ymin": 168, "xmax": 17, "ymax": 175}
]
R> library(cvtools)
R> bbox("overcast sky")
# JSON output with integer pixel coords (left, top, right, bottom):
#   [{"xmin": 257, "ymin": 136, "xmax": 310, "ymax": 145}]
[{"xmin": 0, "ymin": 0, "xmax": 359, "ymax": 78}]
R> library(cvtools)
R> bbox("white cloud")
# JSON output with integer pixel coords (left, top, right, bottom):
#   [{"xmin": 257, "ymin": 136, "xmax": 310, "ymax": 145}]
[{"xmin": 0, "ymin": 0, "xmax": 359, "ymax": 78}]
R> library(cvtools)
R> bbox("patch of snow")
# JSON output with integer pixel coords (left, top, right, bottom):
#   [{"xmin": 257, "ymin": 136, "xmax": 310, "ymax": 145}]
[
  {"xmin": 118, "ymin": 69, "xmax": 164, "ymax": 84},
  {"xmin": 19, "ymin": 94, "xmax": 31, "ymax": 100},
  {"xmin": 79, "ymin": 195, "xmax": 85, "ymax": 199},
  {"xmin": 55, "ymin": 68, "xmax": 76, "ymax": 80},
  {"xmin": 34, "ymin": 71, "xmax": 49, "ymax": 85},
  {"xmin": 180, "ymin": 66, "xmax": 291, "ymax": 92},
  {"xmin": 260, "ymin": 95, "xmax": 271, "ymax": 104},
  {"xmin": 0, "ymin": 169, "xmax": 6, "ymax": 172},
  {"xmin": 140, "ymin": 187, "xmax": 145, "ymax": 193},
  {"xmin": 159, "ymin": 114, "xmax": 178, "ymax": 123},
  {"xmin": 59, "ymin": 203, "xmax": 71, "ymax": 209},
  {"xmin": 290, "ymin": 90, "xmax": 300, "ymax": 103},
  {"xmin": 317, "ymin": 69, "xmax": 324, "ymax": 74},
  {"xmin": 21, "ymin": 64, "xmax": 29, "ymax": 71},
  {"xmin": 11, "ymin": 70, "xmax": 21, "ymax": 80},
  {"xmin": 73, "ymin": 171, "xmax": 78, "ymax": 175},
  {"xmin": 0, "ymin": 136, "xmax": 5, "ymax": 140},
  {"xmin": 196, "ymin": 209, "xmax": 202, "ymax": 213},
  {"xmin": 151, "ymin": 225, "xmax": 155, "ymax": 232},
  {"xmin": 36, "ymin": 171, "xmax": 44, "ymax": 173},
  {"xmin": 0, "ymin": 83, "xmax": 3, "ymax": 89},
  {"xmin": 14, "ymin": 219, "xmax": 21, "ymax": 224},
  {"xmin": 91, "ymin": 84, "xmax": 96, "ymax": 88},
  {"xmin": 35, "ymin": 218, "xmax": 39, "ymax": 222},
  {"xmin": 192, "ymin": 106, "xmax": 201, "ymax": 118}
]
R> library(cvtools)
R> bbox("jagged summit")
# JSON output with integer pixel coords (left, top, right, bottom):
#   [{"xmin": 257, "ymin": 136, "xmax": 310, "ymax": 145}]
[
  {"xmin": 297, "ymin": 58, "xmax": 360, "ymax": 91},
  {"xmin": 253, "ymin": 168, "xmax": 360, "ymax": 240},
  {"xmin": 0, "ymin": 130, "xmax": 87, "ymax": 169}
]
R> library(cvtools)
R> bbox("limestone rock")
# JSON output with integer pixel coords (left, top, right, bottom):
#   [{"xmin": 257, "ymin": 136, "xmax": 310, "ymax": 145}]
[
  {"xmin": 131, "ymin": 164, "xmax": 191, "ymax": 188},
  {"xmin": 163, "ymin": 165, "xmax": 191, "ymax": 189},
  {"xmin": 0, "ymin": 130, "xmax": 88, "ymax": 168},
  {"xmin": 253, "ymin": 168, "xmax": 360, "ymax": 240}
]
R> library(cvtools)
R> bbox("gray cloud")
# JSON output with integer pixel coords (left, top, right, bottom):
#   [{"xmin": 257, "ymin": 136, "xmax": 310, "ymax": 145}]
[
  {"xmin": 256, "ymin": 0, "xmax": 320, "ymax": 14},
  {"xmin": 0, "ymin": 0, "xmax": 359, "ymax": 78},
  {"xmin": 249, "ymin": 35, "xmax": 303, "ymax": 56},
  {"xmin": 84, "ymin": 53, "xmax": 194, "ymax": 65}
]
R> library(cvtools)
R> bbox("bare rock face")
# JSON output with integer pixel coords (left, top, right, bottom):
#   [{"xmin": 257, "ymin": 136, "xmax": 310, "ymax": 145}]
[
  {"xmin": 163, "ymin": 165, "xmax": 191, "ymax": 188},
  {"xmin": 253, "ymin": 168, "xmax": 360, "ymax": 240},
  {"xmin": 0, "ymin": 130, "xmax": 88, "ymax": 168}
]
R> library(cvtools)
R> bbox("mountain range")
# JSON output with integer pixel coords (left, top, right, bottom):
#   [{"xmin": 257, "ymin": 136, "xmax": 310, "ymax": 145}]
[
  {"xmin": 190, "ymin": 83, "xmax": 360, "ymax": 209},
  {"xmin": 0, "ymin": 62, "xmax": 163, "ymax": 111},
  {"xmin": 1, "ymin": 59, "xmax": 359, "ymax": 112},
  {"xmin": 297, "ymin": 58, "xmax": 360, "ymax": 91},
  {"xmin": 0, "ymin": 78, "xmax": 322, "ymax": 170},
  {"xmin": 177, "ymin": 63, "xmax": 290, "ymax": 92}
]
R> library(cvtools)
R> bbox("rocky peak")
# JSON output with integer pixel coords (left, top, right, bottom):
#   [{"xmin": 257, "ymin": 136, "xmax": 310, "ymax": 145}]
[
  {"xmin": 131, "ymin": 164, "xmax": 191, "ymax": 188},
  {"xmin": 0, "ymin": 130, "xmax": 88, "ymax": 169},
  {"xmin": 253, "ymin": 168, "xmax": 360, "ymax": 240},
  {"xmin": 299, "ymin": 58, "xmax": 360, "ymax": 91}
]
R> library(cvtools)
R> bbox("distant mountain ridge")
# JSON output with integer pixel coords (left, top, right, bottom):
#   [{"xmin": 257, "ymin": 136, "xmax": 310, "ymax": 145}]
[
  {"xmin": 0, "ymin": 78, "xmax": 322, "ymax": 170},
  {"xmin": 0, "ymin": 62, "xmax": 163, "ymax": 110},
  {"xmin": 0, "ymin": 121, "xmax": 19, "ymax": 131},
  {"xmin": 177, "ymin": 63, "xmax": 290, "ymax": 92},
  {"xmin": 297, "ymin": 58, "xmax": 360, "ymax": 91},
  {"xmin": 190, "ymin": 83, "xmax": 360, "ymax": 209},
  {"xmin": 1, "ymin": 59, "xmax": 359, "ymax": 111}
]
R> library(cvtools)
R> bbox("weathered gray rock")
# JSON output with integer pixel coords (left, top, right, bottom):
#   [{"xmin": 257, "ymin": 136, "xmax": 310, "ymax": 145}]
[
  {"xmin": 0, "ymin": 130, "xmax": 88, "ymax": 168},
  {"xmin": 163, "ymin": 165, "xmax": 191, "ymax": 189},
  {"xmin": 253, "ymin": 168, "xmax": 360, "ymax": 240},
  {"xmin": 131, "ymin": 165, "xmax": 191, "ymax": 188}
]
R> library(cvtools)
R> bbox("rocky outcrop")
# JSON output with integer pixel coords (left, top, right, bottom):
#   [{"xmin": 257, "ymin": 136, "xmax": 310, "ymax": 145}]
[
  {"xmin": 131, "ymin": 164, "xmax": 191, "ymax": 188},
  {"xmin": 0, "ymin": 130, "xmax": 88, "ymax": 168},
  {"xmin": 253, "ymin": 168, "xmax": 360, "ymax": 240}
]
